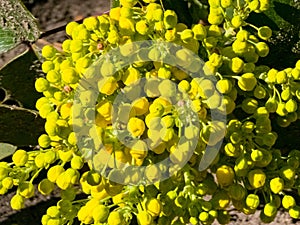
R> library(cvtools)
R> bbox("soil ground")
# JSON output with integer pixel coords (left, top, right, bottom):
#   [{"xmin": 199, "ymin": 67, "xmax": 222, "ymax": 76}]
[{"xmin": 0, "ymin": 0, "xmax": 300, "ymax": 224}]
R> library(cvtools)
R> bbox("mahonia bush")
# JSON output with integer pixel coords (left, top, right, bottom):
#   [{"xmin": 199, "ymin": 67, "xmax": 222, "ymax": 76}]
[{"xmin": 1, "ymin": 0, "xmax": 300, "ymax": 224}]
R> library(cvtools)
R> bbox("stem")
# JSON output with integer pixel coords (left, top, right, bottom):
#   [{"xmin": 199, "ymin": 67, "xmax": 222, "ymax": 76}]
[
  {"xmin": 30, "ymin": 167, "xmax": 43, "ymax": 183},
  {"xmin": 237, "ymin": 0, "xmax": 241, "ymax": 9},
  {"xmin": 0, "ymin": 104, "xmax": 39, "ymax": 116},
  {"xmin": 231, "ymin": 75, "xmax": 241, "ymax": 80},
  {"xmin": 273, "ymin": 87, "xmax": 282, "ymax": 103},
  {"xmin": 113, "ymin": 145, "xmax": 117, "ymax": 169},
  {"xmin": 246, "ymin": 39, "xmax": 257, "ymax": 46},
  {"xmin": 159, "ymin": 0, "xmax": 165, "ymax": 11},
  {"xmin": 247, "ymin": 23, "xmax": 259, "ymax": 31},
  {"xmin": 262, "ymin": 190, "xmax": 268, "ymax": 203},
  {"xmin": 220, "ymin": 7, "xmax": 230, "ymax": 21},
  {"xmin": 252, "ymin": 141, "xmax": 262, "ymax": 149},
  {"xmin": 72, "ymin": 199, "xmax": 89, "ymax": 204},
  {"xmin": 241, "ymin": 115, "xmax": 254, "ymax": 123},
  {"xmin": 100, "ymin": 195, "xmax": 113, "ymax": 203},
  {"xmin": 254, "ymin": 135, "xmax": 263, "ymax": 140},
  {"xmin": 138, "ymin": 200, "xmax": 144, "ymax": 211},
  {"xmin": 137, "ymin": 1, "xmax": 144, "ymax": 8},
  {"xmin": 108, "ymin": 201, "xmax": 127, "ymax": 208},
  {"xmin": 201, "ymin": 41, "xmax": 212, "ymax": 57},
  {"xmin": 215, "ymin": 72, "xmax": 223, "ymax": 80},
  {"xmin": 269, "ymin": 193, "xmax": 273, "ymax": 202}
]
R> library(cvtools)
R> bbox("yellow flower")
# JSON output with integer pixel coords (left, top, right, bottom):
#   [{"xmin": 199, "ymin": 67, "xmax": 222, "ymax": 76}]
[
  {"xmin": 132, "ymin": 97, "xmax": 149, "ymax": 116},
  {"xmin": 60, "ymin": 102, "xmax": 72, "ymax": 119},
  {"xmin": 145, "ymin": 198, "xmax": 162, "ymax": 217},
  {"xmin": 127, "ymin": 117, "xmax": 146, "ymax": 137},
  {"xmin": 122, "ymin": 67, "xmax": 140, "ymax": 86},
  {"xmin": 98, "ymin": 77, "xmax": 118, "ymax": 95},
  {"xmin": 247, "ymin": 169, "xmax": 266, "ymax": 189},
  {"xmin": 130, "ymin": 140, "xmax": 148, "ymax": 160},
  {"xmin": 109, "ymin": 7, "xmax": 121, "ymax": 21},
  {"xmin": 216, "ymin": 165, "xmax": 235, "ymax": 186},
  {"xmin": 96, "ymin": 100, "xmax": 112, "ymax": 118}
]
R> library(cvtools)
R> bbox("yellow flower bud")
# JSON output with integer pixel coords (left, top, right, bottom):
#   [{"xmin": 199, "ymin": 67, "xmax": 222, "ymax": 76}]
[{"xmin": 127, "ymin": 117, "xmax": 146, "ymax": 137}]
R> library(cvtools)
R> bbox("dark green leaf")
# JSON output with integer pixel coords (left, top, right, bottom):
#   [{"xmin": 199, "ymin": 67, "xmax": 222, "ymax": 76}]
[
  {"xmin": 247, "ymin": 0, "xmax": 300, "ymax": 30},
  {"xmin": 163, "ymin": 0, "xmax": 192, "ymax": 27},
  {"xmin": 273, "ymin": 1, "xmax": 300, "ymax": 26},
  {"xmin": 0, "ymin": 104, "xmax": 44, "ymax": 147},
  {"xmin": 0, "ymin": 48, "xmax": 42, "ymax": 109},
  {"xmin": 0, "ymin": 88, "xmax": 6, "ymax": 102},
  {"xmin": 0, "ymin": 143, "xmax": 17, "ymax": 160},
  {"xmin": 247, "ymin": 0, "xmax": 300, "ymax": 69},
  {"xmin": 247, "ymin": 12, "xmax": 279, "ymax": 31},
  {"xmin": 188, "ymin": 0, "xmax": 209, "ymax": 24},
  {"xmin": 111, "ymin": 0, "xmax": 120, "ymax": 8},
  {"xmin": 0, "ymin": 27, "xmax": 18, "ymax": 53},
  {"xmin": 261, "ymin": 0, "xmax": 300, "ymax": 28},
  {"xmin": 0, "ymin": 0, "xmax": 41, "ymax": 53}
]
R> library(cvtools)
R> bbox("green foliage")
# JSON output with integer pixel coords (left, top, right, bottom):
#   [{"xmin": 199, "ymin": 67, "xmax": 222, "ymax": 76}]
[
  {"xmin": 0, "ymin": 27, "xmax": 18, "ymax": 53},
  {"xmin": 0, "ymin": 0, "xmax": 40, "ymax": 53},
  {"xmin": 0, "ymin": 104, "xmax": 44, "ymax": 146},
  {"xmin": 265, "ymin": 0, "xmax": 300, "ymax": 28},
  {"xmin": 111, "ymin": 0, "xmax": 120, "ymax": 8},
  {"xmin": 248, "ymin": 0, "xmax": 300, "ymax": 69},
  {"xmin": 0, "ymin": 143, "xmax": 17, "ymax": 160},
  {"xmin": 0, "ymin": 48, "xmax": 42, "ymax": 109},
  {"xmin": 163, "ymin": 0, "xmax": 208, "ymax": 26},
  {"xmin": 0, "ymin": 48, "xmax": 44, "ymax": 147}
]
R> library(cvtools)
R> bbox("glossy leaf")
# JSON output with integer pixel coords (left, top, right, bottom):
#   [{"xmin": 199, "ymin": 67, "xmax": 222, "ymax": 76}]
[
  {"xmin": 0, "ymin": 48, "xmax": 42, "ymax": 109},
  {"xmin": 0, "ymin": 104, "xmax": 44, "ymax": 147},
  {"xmin": 163, "ymin": 0, "xmax": 192, "ymax": 27},
  {"xmin": 247, "ymin": 0, "xmax": 300, "ymax": 69},
  {"xmin": 0, "ymin": 27, "xmax": 18, "ymax": 53},
  {"xmin": 0, "ymin": 0, "xmax": 41, "ymax": 53},
  {"xmin": 0, "ymin": 142, "xmax": 17, "ymax": 160}
]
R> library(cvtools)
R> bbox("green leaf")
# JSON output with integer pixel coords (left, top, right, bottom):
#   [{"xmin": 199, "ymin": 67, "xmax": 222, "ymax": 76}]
[
  {"xmin": 0, "ymin": 143, "xmax": 17, "ymax": 160},
  {"xmin": 247, "ymin": 0, "xmax": 300, "ymax": 69},
  {"xmin": 0, "ymin": 0, "xmax": 41, "ymax": 53},
  {"xmin": 247, "ymin": 12, "xmax": 279, "ymax": 31},
  {"xmin": 0, "ymin": 48, "xmax": 42, "ymax": 109},
  {"xmin": 163, "ymin": 0, "xmax": 193, "ymax": 27},
  {"xmin": 247, "ymin": 0, "xmax": 300, "ymax": 31},
  {"xmin": 0, "ymin": 104, "xmax": 44, "ymax": 147},
  {"xmin": 0, "ymin": 27, "xmax": 18, "ymax": 53},
  {"xmin": 188, "ymin": 0, "xmax": 209, "ymax": 24},
  {"xmin": 266, "ymin": 0, "xmax": 300, "ymax": 28},
  {"xmin": 111, "ymin": 0, "xmax": 120, "ymax": 8}
]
